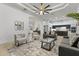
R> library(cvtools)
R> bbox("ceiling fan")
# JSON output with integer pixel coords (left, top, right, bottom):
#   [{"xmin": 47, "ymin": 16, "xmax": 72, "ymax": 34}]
[{"xmin": 32, "ymin": 3, "xmax": 52, "ymax": 15}]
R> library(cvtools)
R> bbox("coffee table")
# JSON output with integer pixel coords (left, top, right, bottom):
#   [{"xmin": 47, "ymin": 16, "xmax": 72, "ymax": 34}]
[{"xmin": 41, "ymin": 38, "xmax": 55, "ymax": 51}]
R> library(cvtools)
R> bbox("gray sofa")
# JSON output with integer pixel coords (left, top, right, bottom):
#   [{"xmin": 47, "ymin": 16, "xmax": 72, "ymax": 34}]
[
  {"xmin": 59, "ymin": 44, "xmax": 79, "ymax": 56},
  {"xmin": 59, "ymin": 36, "xmax": 79, "ymax": 56}
]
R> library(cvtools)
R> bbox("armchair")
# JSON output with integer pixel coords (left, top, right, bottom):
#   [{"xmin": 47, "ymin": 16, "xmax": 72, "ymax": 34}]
[{"xmin": 14, "ymin": 33, "xmax": 27, "ymax": 46}]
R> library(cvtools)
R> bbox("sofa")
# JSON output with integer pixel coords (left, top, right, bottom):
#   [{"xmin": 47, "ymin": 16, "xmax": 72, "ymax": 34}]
[
  {"xmin": 59, "ymin": 37, "xmax": 79, "ymax": 56},
  {"xmin": 59, "ymin": 44, "xmax": 79, "ymax": 56}
]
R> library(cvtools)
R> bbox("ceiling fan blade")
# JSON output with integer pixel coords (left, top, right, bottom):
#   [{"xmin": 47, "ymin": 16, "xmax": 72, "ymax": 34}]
[
  {"xmin": 44, "ymin": 5, "xmax": 50, "ymax": 9},
  {"xmin": 32, "ymin": 5, "xmax": 40, "ymax": 10},
  {"xmin": 45, "ymin": 9, "xmax": 52, "ymax": 11},
  {"xmin": 40, "ymin": 3, "xmax": 44, "ymax": 9},
  {"xmin": 41, "ymin": 3, "xmax": 43, "ymax": 6},
  {"xmin": 45, "ymin": 11, "xmax": 49, "ymax": 14}
]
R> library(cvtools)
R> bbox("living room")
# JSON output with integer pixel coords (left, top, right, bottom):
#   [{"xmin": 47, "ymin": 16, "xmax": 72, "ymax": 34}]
[{"xmin": 0, "ymin": 3, "xmax": 79, "ymax": 56}]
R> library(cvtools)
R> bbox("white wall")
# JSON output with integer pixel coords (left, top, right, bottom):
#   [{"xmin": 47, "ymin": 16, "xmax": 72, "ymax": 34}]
[{"xmin": 0, "ymin": 4, "xmax": 33, "ymax": 44}]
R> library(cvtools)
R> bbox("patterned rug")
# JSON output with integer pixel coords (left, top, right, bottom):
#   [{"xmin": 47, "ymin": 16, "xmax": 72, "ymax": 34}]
[{"xmin": 8, "ymin": 40, "xmax": 58, "ymax": 56}]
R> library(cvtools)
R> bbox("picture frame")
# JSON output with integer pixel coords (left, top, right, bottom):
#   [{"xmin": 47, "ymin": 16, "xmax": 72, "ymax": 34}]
[{"xmin": 15, "ymin": 20, "xmax": 24, "ymax": 31}]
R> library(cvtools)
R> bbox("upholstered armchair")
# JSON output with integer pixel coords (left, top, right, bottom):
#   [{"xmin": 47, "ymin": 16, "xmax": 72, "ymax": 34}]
[{"xmin": 14, "ymin": 33, "xmax": 27, "ymax": 46}]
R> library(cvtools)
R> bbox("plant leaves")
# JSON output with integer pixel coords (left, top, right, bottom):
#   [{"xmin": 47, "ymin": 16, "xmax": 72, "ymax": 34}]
[{"xmin": 67, "ymin": 12, "xmax": 79, "ymax": 20}]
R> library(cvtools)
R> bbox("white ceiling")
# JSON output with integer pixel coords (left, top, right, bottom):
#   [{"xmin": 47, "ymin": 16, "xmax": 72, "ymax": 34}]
[{"xmin": 3, "ymin": 3, "xmax": 79, "ymax": 20}]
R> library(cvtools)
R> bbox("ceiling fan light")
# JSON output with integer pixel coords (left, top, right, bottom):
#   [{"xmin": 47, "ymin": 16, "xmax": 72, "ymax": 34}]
[{"xmin": 40, "ymin": 11, "xmax": 44, "ymax": 15}]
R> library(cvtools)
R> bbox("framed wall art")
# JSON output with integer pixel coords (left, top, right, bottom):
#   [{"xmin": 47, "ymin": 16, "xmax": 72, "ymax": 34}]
[{"xmin": 14, "ymin": 20, "xmax": 24, "ymax": 31}]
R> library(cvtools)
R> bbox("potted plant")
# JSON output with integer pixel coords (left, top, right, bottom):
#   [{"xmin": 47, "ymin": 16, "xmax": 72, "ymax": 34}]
[{"xmin": 67, "ymin": 12, "xmax": 79, "ymax": 25}]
